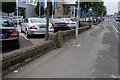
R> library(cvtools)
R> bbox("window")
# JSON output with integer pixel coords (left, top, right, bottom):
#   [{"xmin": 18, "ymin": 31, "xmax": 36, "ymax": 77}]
[
  {"xmin": 0, "ymin": 21, "xmax": 14, "ymax": 27},
  {"xmin": 24, "ymin": 19, "xmax": 28, "ymax": 23}
]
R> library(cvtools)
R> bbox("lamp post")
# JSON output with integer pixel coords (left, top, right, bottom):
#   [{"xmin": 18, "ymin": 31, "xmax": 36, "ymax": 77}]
[
  {"xmin": 76, "ymin": 0, "xmax": 80, "ymax": 39},
  {"xmin": 88, "ymin": 8, "xmax": 92, "ymax": 27},
  {"xmin": 16, "ymin": 0, "xmax": 19, "ymax": 26}
]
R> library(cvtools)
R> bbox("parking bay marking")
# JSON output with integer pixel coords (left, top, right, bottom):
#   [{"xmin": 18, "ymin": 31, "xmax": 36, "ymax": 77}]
[{"xmin": 20, "ymin": 33, "xmax": 29, "ymax": 41}]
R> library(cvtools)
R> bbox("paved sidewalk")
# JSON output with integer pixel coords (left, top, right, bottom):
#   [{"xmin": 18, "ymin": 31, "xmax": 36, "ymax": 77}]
[{"xmin": 4, "ymin": 21, "xmax": 118, "ymax": 78}]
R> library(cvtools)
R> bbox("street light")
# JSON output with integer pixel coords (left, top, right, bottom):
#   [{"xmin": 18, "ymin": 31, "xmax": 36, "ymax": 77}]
[
  {"xmin": 76, "ymin": 0, "xmax": 80, "ymax": 39},
  {"xmin": 16, "ymin": 0, "xmax": 19, "ymax": 26}
]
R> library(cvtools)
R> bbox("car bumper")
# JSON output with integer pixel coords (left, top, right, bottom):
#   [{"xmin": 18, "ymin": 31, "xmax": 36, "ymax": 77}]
[
  {"xmin": 68, "ymin": 26, "xmax": 76, "ymax": 29},
  {"xmin": 28, "ymin": 29, "xmax": 54, "ymax": 35}
]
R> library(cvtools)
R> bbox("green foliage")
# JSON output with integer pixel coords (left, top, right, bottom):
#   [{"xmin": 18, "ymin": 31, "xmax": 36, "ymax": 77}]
[
  {"xmin": 76, "ymin": 2, "xmax": 107, "ymax": 17},
  {"xmin": 1, "ymin": 2, "xmax": 16, "ymax": 16},
  {"xmin": 35, "ymin": 2, "xmax": 45, "ymax": 17},
  {"xmin": 92, "ymin": 2, "xmax": 106, "ymax": 17}
]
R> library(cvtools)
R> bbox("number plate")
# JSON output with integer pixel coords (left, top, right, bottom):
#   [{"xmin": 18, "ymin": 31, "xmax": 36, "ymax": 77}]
[{"xmin": 0, "ymin": 33, "xmax": 7, "ymax": 38}]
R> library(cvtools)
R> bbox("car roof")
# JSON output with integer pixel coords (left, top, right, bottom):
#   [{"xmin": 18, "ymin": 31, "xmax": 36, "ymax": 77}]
[{"xmin": 28, "ymin": 18, "xmax": 45, "ymax": 19}]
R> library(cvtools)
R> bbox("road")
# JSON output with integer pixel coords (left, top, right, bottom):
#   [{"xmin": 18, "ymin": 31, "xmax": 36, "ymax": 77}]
[
  {"xmin": 110, "ymin": 17, "xmax": 120, "ymax": 39},
  {"xmin": 3, "ymin": 20, "xmax": 119, "ymax": 78}
]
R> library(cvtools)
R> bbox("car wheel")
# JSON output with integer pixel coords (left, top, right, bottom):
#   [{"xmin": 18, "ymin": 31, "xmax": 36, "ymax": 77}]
[{"xmin": 25, "ymin": 30, "xmax": 30, "ymax": 38}]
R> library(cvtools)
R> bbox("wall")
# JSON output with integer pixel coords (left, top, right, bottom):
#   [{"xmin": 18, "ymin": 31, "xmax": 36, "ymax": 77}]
[
  {"xmin": 25, "ymin": 4, "xmax": 37, "ymax": 18},
  {"xmin": 55, "ymin": 0, "xmax": 64, "ymax": 17}
]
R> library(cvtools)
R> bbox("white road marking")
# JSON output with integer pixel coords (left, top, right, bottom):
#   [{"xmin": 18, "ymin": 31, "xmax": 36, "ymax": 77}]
[
  {"xmin": 92, "ymin": 68, "xmax": 96, "ymax": 72},
  {"xmin": 109, "ymin": 20, "xmax": 119, "ymax": 39},
  {"xmin": 111, "ymin": 75, "xmax": 119, "ymax": 78},
  {"xmin": 110, "ymin": 20, "xmax": 118, "ymax": 33},
  {"xmin": 14, "ymin": 70, "xmax": 18, "ymax": 73},
  {"xmin": 20, "ymin": 33, "xmax": 29, "ymax": 41},
  {"xmin": 72, "ymin": 44, "xmax": 81, "ymax": 47}
]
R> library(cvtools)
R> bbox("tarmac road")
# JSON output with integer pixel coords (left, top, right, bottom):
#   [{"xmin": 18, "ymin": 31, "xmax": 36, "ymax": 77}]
[
  {"xmin": 110, "ymin": 18, "xmax": 120, "ymax": 40},
  {"xmin": 4, "ymin": 20, "xmax": 119, "ymax": 78}
]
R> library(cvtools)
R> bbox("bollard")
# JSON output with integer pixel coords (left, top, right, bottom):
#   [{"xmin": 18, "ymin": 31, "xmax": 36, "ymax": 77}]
[{"xmin": 56, "ymin": 31, "xmax": 63, "ymax": 48}]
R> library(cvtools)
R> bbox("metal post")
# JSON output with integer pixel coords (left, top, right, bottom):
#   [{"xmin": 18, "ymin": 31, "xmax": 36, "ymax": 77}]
[
  {"xmin": 76, "ymin": 0, "xmax": 80, "ymax": 39},
  {"xmin": 16, "ymin": 0, "xmax": 19, "ymax": 26},
  {"xmin": 45, "ymin": 1, "xmax": 50, "ymax": 40}
]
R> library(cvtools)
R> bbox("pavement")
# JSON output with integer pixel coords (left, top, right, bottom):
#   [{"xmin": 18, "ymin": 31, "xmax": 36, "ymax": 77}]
[{"xmin": 3, "ymin": 20, "xmax": 119, "ymax": 78}]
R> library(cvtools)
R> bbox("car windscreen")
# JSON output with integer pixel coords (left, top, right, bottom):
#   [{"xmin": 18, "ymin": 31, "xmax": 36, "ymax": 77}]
[
  {"xmin": 12, "ymin": 16, "xmax": 22, "ymax": 19},
  {"xmin": 0, "ymin": 21, "xmax": 14, "ymax": 27},
  {"xmin": 71, "ymin": 18, "xmax": 77, "ymax": 21},
  {"xmin": 65, "ymin": 18, "xmax": 72, "ymax": 21},
  {"xmin": 50, "ymin": 18, "xmax": 65, "ymax": 23},
  {"xmin": 30, "ymin": 18, "xmax": 46, "ymax": 23}
]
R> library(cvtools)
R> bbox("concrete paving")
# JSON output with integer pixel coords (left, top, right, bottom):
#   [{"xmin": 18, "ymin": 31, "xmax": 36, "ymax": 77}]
[{"xmin": 3, "ymin": 20, "xmax": 118, "ymax": 78}]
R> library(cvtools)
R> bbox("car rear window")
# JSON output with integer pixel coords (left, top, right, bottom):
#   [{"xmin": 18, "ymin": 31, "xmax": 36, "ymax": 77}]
[
  {"xmin": 50, "ymin": 18, "xmax": 65, "ymax": 23},
  {"xmin": 30, "ymin": 18, "xmax": 46, "ymax": 23},
  {"xmin": 65, "ymin": 18, "xmax": 72, "ymax": 21},
  {"xmin": 0, "ymin": 21, "xmax": 14, "ymax": 27},
  {"xmin": 12, "ymin": 16, "xmax": 22, "ymax": 19}
]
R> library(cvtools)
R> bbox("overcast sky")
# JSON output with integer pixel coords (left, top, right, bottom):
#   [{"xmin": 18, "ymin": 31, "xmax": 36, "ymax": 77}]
[{"xmin": 103, "ymin": 0, "xmax": 119, "ymax": 15}]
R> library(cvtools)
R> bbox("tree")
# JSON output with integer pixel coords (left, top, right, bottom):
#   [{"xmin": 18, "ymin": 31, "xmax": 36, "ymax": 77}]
[
  {"xmin": 91, "ymin": 2, "xmax": 107, "ymax": 17},
  {"xmin": 76, "ymin": 1, "xmax": 107, "ymax": 17},
  {"xmin": 35, "ymin": 2, "xmax": 45, "ymax": 17},
  {"xmin": 44, "ymin": 2, "xmax": 53, "ymax": 17},
  {"xmin": 1, "ymin": 1, "xmax": 16, "ymax": 16},
  {"xmin": 49, "ymin": 2, "xmax": 53, "ymax": 17}
]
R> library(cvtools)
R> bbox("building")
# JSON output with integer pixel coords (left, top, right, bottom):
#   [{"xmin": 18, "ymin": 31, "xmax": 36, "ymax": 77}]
[
  {"xmin": 0, "ymin": 0, "xmax": 37, "ymax": 18},
  {"xmin": 15, "ymin": 0, "xmax": 37, "ymax": 18},
  {"xmin": 0, "ymin": 0, "xmax": 76, "ymax": 18},
  {"xmin": 63, "ymin": 0, "xmax": 76, "ymax": 17}
]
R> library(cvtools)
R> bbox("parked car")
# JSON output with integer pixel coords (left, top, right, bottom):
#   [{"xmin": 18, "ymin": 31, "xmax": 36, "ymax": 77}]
[
  {"xmin": 115, "ymin": 16, "xmax": 120, "ymax": 21},
  {"xmin": 49, "ymin": 18, "xmax": 70, "ymax": 32},
  {"xmin": 0, "ymin": 18, "xmax": 20, "ymax": 48},
  {"xmin": 70, "ymin": 18, "xmax": 80, "ymax": 27},
  {"xmin": 96, "ymin": 17, "xmax": 102, "ymax": 22},
  {"xmin": 62, "ymin": 18, "xmax": 76, "ymax": 29},
  {"xmin": 12, "ymin": 16, "xmax": 24, "ymax": 25},
  {"xmin": 21, "ymin": 18, "xmax": 53, "ymax": 38},
  {"xmin": 49, "ymin": 18, "xmax": 68, "ymax": 27}
]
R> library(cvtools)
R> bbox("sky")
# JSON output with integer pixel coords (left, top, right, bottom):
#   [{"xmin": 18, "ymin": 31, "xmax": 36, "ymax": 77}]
[{"xmin": 103, "ymin": 0, "xmax": 119, "ymax": 15}]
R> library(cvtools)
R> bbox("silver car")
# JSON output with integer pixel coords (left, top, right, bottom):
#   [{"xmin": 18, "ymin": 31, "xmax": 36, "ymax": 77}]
[
  {"xmin": 21, "ymin": 18, "xmax": 53, "ymax": 38},
  {"xmin": 62, "ymin": 18, "xmax": 76, "ymax": 29}
]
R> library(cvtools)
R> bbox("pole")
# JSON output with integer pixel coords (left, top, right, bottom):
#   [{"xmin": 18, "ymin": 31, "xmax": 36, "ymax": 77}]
[
  {"xmin": 16, "ymin": 0, "xmax": 19, "ymax": 26},
  {"xmin": 76, "ymin": 0, "xmax": 80, "ymax": 39},
  {"xmin": 45, "ymin": 0, "xmax": 50, "ymax": 40},
  {"xmin": 39, "ymin": 1, "xmax": 41, "ymax": 18}
]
